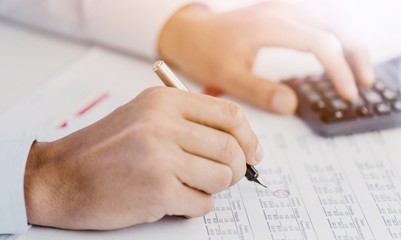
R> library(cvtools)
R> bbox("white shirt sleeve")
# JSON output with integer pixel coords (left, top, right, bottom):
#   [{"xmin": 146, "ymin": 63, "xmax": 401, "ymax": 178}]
[
  {"xmin": 0, "ymin": 0, "xmax": 205, "ymax": 59},
  {"xmin": 0, "ymin": 136, "xmax": 35, "ymax": 235}
]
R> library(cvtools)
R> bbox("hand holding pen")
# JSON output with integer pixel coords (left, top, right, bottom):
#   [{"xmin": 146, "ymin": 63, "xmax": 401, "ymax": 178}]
[{"xmin": 153, "ymin": 60, "xmax": 267, "ymax": 188}]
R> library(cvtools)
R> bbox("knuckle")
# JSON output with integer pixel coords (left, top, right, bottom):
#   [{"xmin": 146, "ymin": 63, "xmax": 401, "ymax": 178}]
[
  {"xmin": 313, "ymin": 33, "xmax": 342, "ymax": 54},
  {"xmin": 223, "ymin": 102, "xmax": 246, "ymax": 127},
  {"xmin": 199, "ymin": 196, "xmax": 214, "ymax": 215},
  {"xmin": 140, "ymin": 86, "xmax": 166, "ymax": 99},
  {"xmin": 214, "ymin": 166, "xmax": 233, "ymax": 192},
  {"xmin": 232, "ymin": 162, "xmax": 247, "ymax": 185},
  {"xmin": 222, "ymin": 135, "xmax": 241, "ymax": 159},
  {"xmin": 242, "ymin": 134, "xmax": 259, "ymax": 160},
  {"xmin": 138, "ymin": 87, "xmax": 172, "ymax": 105},
  {"xmin": 225, "ymin": 102, "xmax": 243, "ymax": 119}
]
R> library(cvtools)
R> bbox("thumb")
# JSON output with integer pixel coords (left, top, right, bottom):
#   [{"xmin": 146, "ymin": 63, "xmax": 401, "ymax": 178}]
[{"xmin": 221, "ymin": 69, "xmax": 298, "ymax": 115}]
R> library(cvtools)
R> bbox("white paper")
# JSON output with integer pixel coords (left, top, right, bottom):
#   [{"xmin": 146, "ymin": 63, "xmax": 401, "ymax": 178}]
[
  {"xmin": 5, "ymin": 48, "xmax": 401, "ymax": 240},
  {"xmin": 0, "ymin": 234, "xmax": 25, "ymax": 240}
]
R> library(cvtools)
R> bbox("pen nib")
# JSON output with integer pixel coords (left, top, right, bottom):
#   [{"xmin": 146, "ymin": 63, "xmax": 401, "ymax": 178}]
[{"xmin": 255, "ymin": 176, "xmax": 267, "ymax": 188}]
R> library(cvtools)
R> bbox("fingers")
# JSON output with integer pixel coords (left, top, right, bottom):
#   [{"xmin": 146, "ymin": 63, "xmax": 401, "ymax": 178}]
[
  {"xmin": 165, "ymin": 180, "xmax": 214, "ymax": 218},
  {"xmin": 175, "ymin": 120, "xmax": 246, "ymax": 186},
  {"xmin": 309, "ymin": 32, "xmax": 359, "ymax": 101},
  {"xmin": 321, "ymin": 1, "xmax": 374, "ymax": 88},
  {"xmin": 220, "ymin": 68, "xmax": 298, "ymax": 114},
  {"xmin": 254, "ymin": 15, "xmax": 359, "ymax": 101},
  {"xmin": 327, "ymin": 19, "xmax": 374, "ymax": 88},
  {"xmin": 267, "ymin": 0, "xmax": 375, "ymax": 88},
  {"xmin": 176, "ymin": 152, "xmax": 238, "ymax": 194},
  {"xmin": 342, "ymin": 43, "xmax": 374, "ymax": 88},
  {"xmin": 174, "ymin": 91, "xmax": 263, "ymax": 165}
]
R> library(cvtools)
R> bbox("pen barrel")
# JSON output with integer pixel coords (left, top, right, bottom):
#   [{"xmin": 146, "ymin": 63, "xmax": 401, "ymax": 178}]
[{"xmin": 153, "ymin": 60, "xmax": 189, "ymax": 91}]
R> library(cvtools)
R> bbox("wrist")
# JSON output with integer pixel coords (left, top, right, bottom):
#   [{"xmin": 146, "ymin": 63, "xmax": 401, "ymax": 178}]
[
  {"xmin": 158, "ymin": 4, "xmax": 212, "ymax": 63},
  {"xmin": 24, "ymin": 140, "xmax": 72, "ymax": 227},
  {"xmin": 24, "ymin": 142, "xmax": 50, "ymax": 225}
]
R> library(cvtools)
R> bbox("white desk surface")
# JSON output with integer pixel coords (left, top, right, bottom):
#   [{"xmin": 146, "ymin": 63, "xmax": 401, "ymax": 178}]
[{"xmin": 0, "ymin": 20, "xmax": 90, "ymax": 113}]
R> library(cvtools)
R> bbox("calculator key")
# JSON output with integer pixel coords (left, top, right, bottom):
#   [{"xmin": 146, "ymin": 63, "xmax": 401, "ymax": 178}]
[
  {"xmin": 312, "ymin": 100, "xmax": 327, "ymax": 112},
  {"xmin": 382, "ymin": 89, "xmax": 398, "ymax": 101},
  {"xmin": 299, "ymin": 83, "xmax": 313, "ymax": 94},
  {"xmin": 305, "ymin": 92, "xmax": 321, "ymax": 103},
  {"xmin": 321, "ymin": 110, "xmax": 355, "ymax": 123},
  {"xmin": 393, "ymin": 100, "xmax": 401, "ymax": 112},
  {"xmin": 305, "ymin": 75, "xmax": 321, "ymax": 83},
  {"xmin": 362, "ymin": 90, "xmax": 383, "ymax": 104},
  {"xmin": 356, "ymin": 106, "xmax": 374, "ymax": 118},
  {"xmin": 323, "ymin": 90, "xmax": 338, "ymax": 100},
  {"xmin": 314, "ymin": 81, "xmax": 333, "ymax": 91},
  {"xmin": 352, "ymin": 97, "xmax": 365, "ymax": 108},
  {"xmin": 375, "ymin": 103, "xmax": 392, "ymax": 115},
  {"xmin": 286, "ymin": 77, "xmax": 303, "ymax": 86},
  {"xmin": 330, "ymin": 99, "xmax": 349, "ymax": 110},
  {"xmin": 285, "ymin": 57, "xmax": 401, "ymax": 136},
  {"xmin": 374, "ymin": 81, "xmax": 386, "ymax": 92}
]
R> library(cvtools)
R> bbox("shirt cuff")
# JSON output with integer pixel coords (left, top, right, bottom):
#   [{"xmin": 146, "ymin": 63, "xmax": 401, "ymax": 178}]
[{"xmin": 0, "ymin": 136, "xmax": 35, "ymax": 234}]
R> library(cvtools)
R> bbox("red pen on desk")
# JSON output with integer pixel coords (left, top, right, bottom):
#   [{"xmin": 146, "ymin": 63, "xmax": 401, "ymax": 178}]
[{"xmin": 58, "ymin": 92, "xmax": 109, "ymax": 129}]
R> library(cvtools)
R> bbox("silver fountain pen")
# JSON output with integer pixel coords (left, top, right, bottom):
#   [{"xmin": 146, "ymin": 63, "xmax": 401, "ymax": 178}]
[{"xmin": 153, "ymin": 60, "xmax": 267, "ymax": 188}]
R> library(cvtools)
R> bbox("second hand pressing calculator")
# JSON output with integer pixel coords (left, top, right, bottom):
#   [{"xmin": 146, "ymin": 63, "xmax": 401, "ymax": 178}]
[{"xmin": 284, "ymin": 56, "xmax": 401, "ymax": 137}]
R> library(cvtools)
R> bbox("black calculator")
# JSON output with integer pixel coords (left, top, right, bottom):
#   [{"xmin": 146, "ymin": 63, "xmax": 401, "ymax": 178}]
[{"xmin": 284, "ymin": 56, "xmax": 401, "ymax": 137}]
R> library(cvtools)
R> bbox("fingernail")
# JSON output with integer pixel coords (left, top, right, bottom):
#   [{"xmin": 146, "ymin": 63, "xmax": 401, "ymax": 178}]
[
  {"xmin": 272, "ymin": 90, "xmax": 288, "ymax": 113},
  {"xmin": 255, "ymin": 144, "xmax": 264, "ymax": 163},
  {"xmin": 345, "ymin": 83, "xmax": 359, "ymax": 101},
  {"xmin": 364, "ymin": 69, "xmax": 375, "ymax": 87},
  {"xmin": 271, "ymin": 88, "xmax": 296, "ymax": 114}
]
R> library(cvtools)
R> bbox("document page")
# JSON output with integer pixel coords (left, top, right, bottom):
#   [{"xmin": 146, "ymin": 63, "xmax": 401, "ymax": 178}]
[
  {"xmin": 6, "ymin": 48, "xmax": 401, "ymax": 240},
  {"xmin": 0, "ymin": 235, "xmax": 21, "ymax": 240},
  {"xmin": 198, "ymin": 129, "xmax": 401, "ymax": 240}
]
